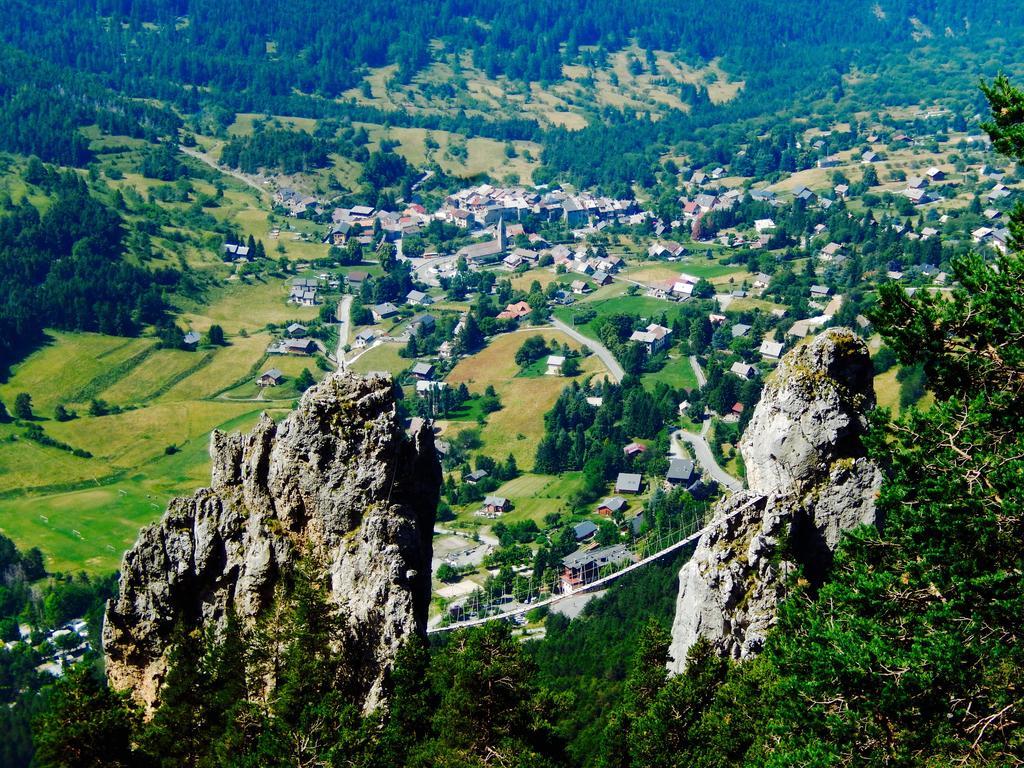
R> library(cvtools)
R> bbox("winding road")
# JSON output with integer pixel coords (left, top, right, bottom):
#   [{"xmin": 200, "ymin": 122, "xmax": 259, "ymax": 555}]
[
  {"xmin": 180, "ymin": 146, "xmax": 271, "ymax": 200},
  {"xmin": 672, "ymin": 426, "xmax": 743, "ymax": 492},
  {"xmin": 550, "ymin": 317, "xmax": 625, "ymax": 383},
  {"xmin": 688, "ymin": 355, "xmax": 707, "ymax": 388}
]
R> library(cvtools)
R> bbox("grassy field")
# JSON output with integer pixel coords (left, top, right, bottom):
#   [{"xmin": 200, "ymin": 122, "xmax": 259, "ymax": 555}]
[
  {"xmin": 553, "ymin": 294, "xmax": 676, "ymax": 339},
  {"xmin": 445, "ymin": 330, "xmax": 608, "ymax": 468},
  {"xmin": 348, "ymin": 343, "xmax": 410, "ymax": 376},
  {"xmin": 644, "ymin": 354, "xmax": 700, "ymax": 392},
  {"xmin": 0, "ymin": 408, "xmax": 281, "ymax": 572},
  {"xmin": 482, "ymin": 472, "xmax": 585, "ymax": 526}
]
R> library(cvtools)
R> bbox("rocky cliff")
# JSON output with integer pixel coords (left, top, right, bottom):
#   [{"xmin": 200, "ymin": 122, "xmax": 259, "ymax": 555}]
[
  {"xmin": 104, "ymin": 372, "xmax": 441, "ymax": 712},
  {"xmin": 668, "ymin": 328, "xmax": 881, "ymax": 671}
]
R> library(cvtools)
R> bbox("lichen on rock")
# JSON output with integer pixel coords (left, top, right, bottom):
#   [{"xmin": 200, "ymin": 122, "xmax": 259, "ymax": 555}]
[
  {"xmin": 103, "ymin": 372, "xmax": 440, "ymax": 713},
  {"xmin": 668, "ymin": 329, "xmax": 881, "ymax": 671}
]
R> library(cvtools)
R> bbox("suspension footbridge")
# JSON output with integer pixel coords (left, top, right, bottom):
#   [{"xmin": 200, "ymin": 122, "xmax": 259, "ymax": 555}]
[{"xmin": 428, "ymin": 494, "xmax": 762, "ymax": 634}]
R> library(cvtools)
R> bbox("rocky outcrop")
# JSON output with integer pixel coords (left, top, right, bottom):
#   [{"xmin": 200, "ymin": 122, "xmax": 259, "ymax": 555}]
[
  {"xmin": 104, "ymin": 372, "xmax": 440, "ymax": 712},
  {"xmin": 668, "ymin": 329, "xmax": 881, "ymax": 671}
]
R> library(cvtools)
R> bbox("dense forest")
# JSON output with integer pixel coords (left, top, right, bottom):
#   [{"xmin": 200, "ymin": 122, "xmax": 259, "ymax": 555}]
[{"xmin": 0, "ymin": 171, "xmax": 173, "ymax": 369}]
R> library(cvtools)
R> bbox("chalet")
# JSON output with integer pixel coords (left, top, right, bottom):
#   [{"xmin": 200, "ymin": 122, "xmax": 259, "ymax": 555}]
[
  {"xmin": 749, "ymin": 189, "xmax": 776, "ymax": 203},
  {"xmin": 415, "ymin": 380, "xmax": 447, "ymax": 398},
  {"xmin": 282, "ymin": 338, "xmax": 316, "ymax": 355},
  {"xmin": 182, "ymin": 331, "xmax": 201, "ymax": 350},
  {"xmin": 465, "ymin": 469, "xmax": 489, "ymax": 485},
  {"xmin": 972, "ymin": 226, "xmax": 994, "ymax": 244},
  {"xmin": 324, "ymin": 222, "xmax": 352, "ymax": 246},
  {"xmin": 371, "ymin": 302, "xmax": 399, "ymax": 322},
  {"xmin": 926, "ymin": 167, "xmax": 945, "ymax": 181},
  {"xmin": 984, "ymin": 208, "xmax": 1003, "ymax": 221},
  {"xmin": 597, "ymin": 497, "xmax": 628, "ymax": 517},
  {"xmin": 560, "ymin": 545, "xmax": 632, "ymax": 593},
  {"xmin": 286, "ymin": 323, "xmax": 307, "ymax": 338},
  {"xmin": 223, "ymin": 243, "xmax": 251, "ymax": 260},
  {"xmin": 792, "ymin": 185, "xmax": 817, "ymax": 204},
  {"xmin": 904, "ymin": 187, "xmax": 930, "ymax": 205},
  {"xmin": 546, "ymin": 355, "xmax": 566, "ymax": 375},
  {"xmin": 730, "ymin": 362, "xmax": 756, "ymax": 380},
  {"xmin": 810, "ymin": 285, "xmax": 832, "ymax": 298},
  {"xmin": 623, "ymin": 442, "xmax": 646, "ymax": 457},
  {"xmin": 819, "ymin": 242, "xmax": 844, "ymax": 261},
  {"xmin": 346, "ymin": 270, "xmax": 369, "ymax": 287},
  {"xmin": 573, "ymin": 521, "xmax": 598, "ymax": 542},
  {"xmin": 693, "ymin": 193, "xmax": 719, "ymax": 212},
  {"xmin": 834, "ymin": 183, "xmax": 850, "ymax": 198},
  {"xmin": 987, "ymin": 184, "xmax": 1012, "ymax": 202},
  {"xmin": 629, "ymin": 323, "xmax": 673, "ymax": 354},
  {"xmin": 497, "ymin": 301, "xmax": 531, "ymax": 320},
  {"xmin": 256, "ymin": 368, "xmax": 284, "ymax": 387},
  {"xmin": 731, "ymin": 323, "xmax": 751, "ymax": 339},
  {"xmin": 406, "ymin": 290, "xmax": 432, "ymax": 306},
  {"xmin": 483, "ymin": 496, "xmax": 510, "ymax": 515},
  {"xmin": 409, "ymin": 314, "xmax": 436, "ymax": 336},
  {"xmin": 754, "ymin": 218, "xmax": 775, "ymax": 233},
  {"xmin": 593, "ymin": 270, "xmax": 612, "ymax": 286},
  {"xmin": 354, "ymin": 329, "xmax": 377, "ymax": 348},
  {"xmin": 290, "ymin": 287, "xmax": 317, "ymax": 306},
  {"xmin": 760, "ymin": 339, "xmax": 785, "ymax": 360},
  {"xmin": 570, "ymin": 279, "xmax": 591, "ymax": 295},
  {"xmin": 862, "ymin": 150, "xmax": 880, "ymax": 163},
  {"xmin": 411, "ymin": 362, "xmax": 435, "ymax": 380},
  {"xmin": 666, "ymin": 459, "xmax": 695, "ymax": 486},
  {"xmin": 615, "ymin": 472, "xmax": 643, "ymax": 494},
  {"xmin": 907, "ymin": 177, "xmax": 928, "ymax": 190}
]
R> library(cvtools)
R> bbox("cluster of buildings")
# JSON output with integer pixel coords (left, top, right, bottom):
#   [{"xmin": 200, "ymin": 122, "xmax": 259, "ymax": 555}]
[{"xmin": 3, "ymin": 618, "xmax": 92, "ymax": 678}]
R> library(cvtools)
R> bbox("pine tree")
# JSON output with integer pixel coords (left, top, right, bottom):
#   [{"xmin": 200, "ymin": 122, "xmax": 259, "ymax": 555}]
[{"xmin": 34, "ymin": 664, "xmax": 141, "ymax": 768}]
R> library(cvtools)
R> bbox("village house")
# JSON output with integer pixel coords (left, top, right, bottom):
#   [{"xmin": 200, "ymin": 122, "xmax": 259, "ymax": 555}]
[
  {"xmin": 182, "ymin": 331, "xmax": 200, "ymax": 350},
  {"xmin": 572, "ymin": 521, "xmax": 598, "ymax": 542},
  {"xmin": 497, "ymin": 301, "xmax": 531, "ymax": 320},
  {"xmin": 223, "ymin": 243, "xmax": 251, "ymax": 260},
  {"xmin": 286, "ymin": 323, "xmax": 307, "ymax": 338},
  {"xmin": 482, "ymin": 495, "xmax": 510, "ymax": 515},
  {"xmin": 371, "ymin": 302, "xmax": 399, "ymax": 322},
  {"xmin": 560, "ymin": 545, "xmax": 633, "ymax": 593},
  {"xmin": 754, "ymin": 218, "xmax": 775, "ymax": 233},
  {"xmin": 570, "ymin": 279, "xmax": 591, "ymax": 295},
  {"xmin": 731, "ymin": 323, "xmax": 751, "ymax": 339},
  {"xmin": 666, "ymin": 459, "xmax": 696, "ymax": 487},
  {"xmin": 409, "ymin": 314, "xmax": 436, "ymax": 336},
  {"xmin": 615, "ymin": 472, "xmax": 643, "ymax": 494},
  {"xmin": 411, "ymin": 362, "xmax": 435, "ymax": 380},
  {"xmin": 730, "ymin": 361, "xmax": 757, "ymax": 380},
  {"xmin": 282, "ymin": 338, "xmax": 316, "ymax": 355},
  {"xmin": 415, "ymin": 380, "xmax": 447, "ymax": 398},
  {"xmin": 346, "ymin": 270, "xmax": 369, "ymax": 288},
  {"xmin": 629, "ymin": 323, "xmax": 673, "ymax": 354},
  {"xmin": 406, "ymin": 289, "xmax": 432, "ymax": 306},
  {"xmin": 597, "ymin": 496, "xmax": 628, "ymax": 517},
  {"xmin": 465, "ymin": 469, "xmax": 488, "ymax": 484},
  {"xmin": 759, "ymin": 339, "xmax": 785, "ymax": 360},
  {"xmin": 546, "ymin": 355, "xmax": 566, "ymax": 375},
  {"xmin": 354, "ymin": 329, "xmax": 377, "ymax": 348},
  {"xmin": 256, "ymin": 368, "xmax": 284, "ymax": 387},
  {"xmin": 623, "ymin": 442, "xmax": 646, "ymax": 457}
]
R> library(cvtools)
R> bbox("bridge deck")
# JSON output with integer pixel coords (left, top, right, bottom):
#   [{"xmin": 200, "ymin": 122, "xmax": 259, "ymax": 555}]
[{"xmin": 427, "ymin": 495, "xmax": 762, "ymax": 634}]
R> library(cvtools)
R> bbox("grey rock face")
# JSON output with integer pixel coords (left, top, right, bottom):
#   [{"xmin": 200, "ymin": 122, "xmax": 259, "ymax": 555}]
[
  {"xmin": 668, "ymin": 329, "xmax": 881, "ymax": 671},
  {"xmin": 103, "ymin": 372, "xmax": 440, "ymax": 712}
]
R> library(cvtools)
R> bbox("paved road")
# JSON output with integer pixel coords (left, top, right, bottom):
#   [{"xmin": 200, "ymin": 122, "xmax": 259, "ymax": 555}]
[
  {"xmin": 672, "ymin": 428, "xmax": 743, "ymax": 492},
  {"xmin": 335, "ymin": 295, "xmax": 353, "ymax": 370},
  {"xmin": 550, "ymin": 318, "xmax": 625, "ymax": 383},
  {"xmin": 688, "ymin": 355, "xmax": 707, "ymax": 388},
  {"xmin": 180, "ymin": 146, "xmax": 271, "ymax": 200}
]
